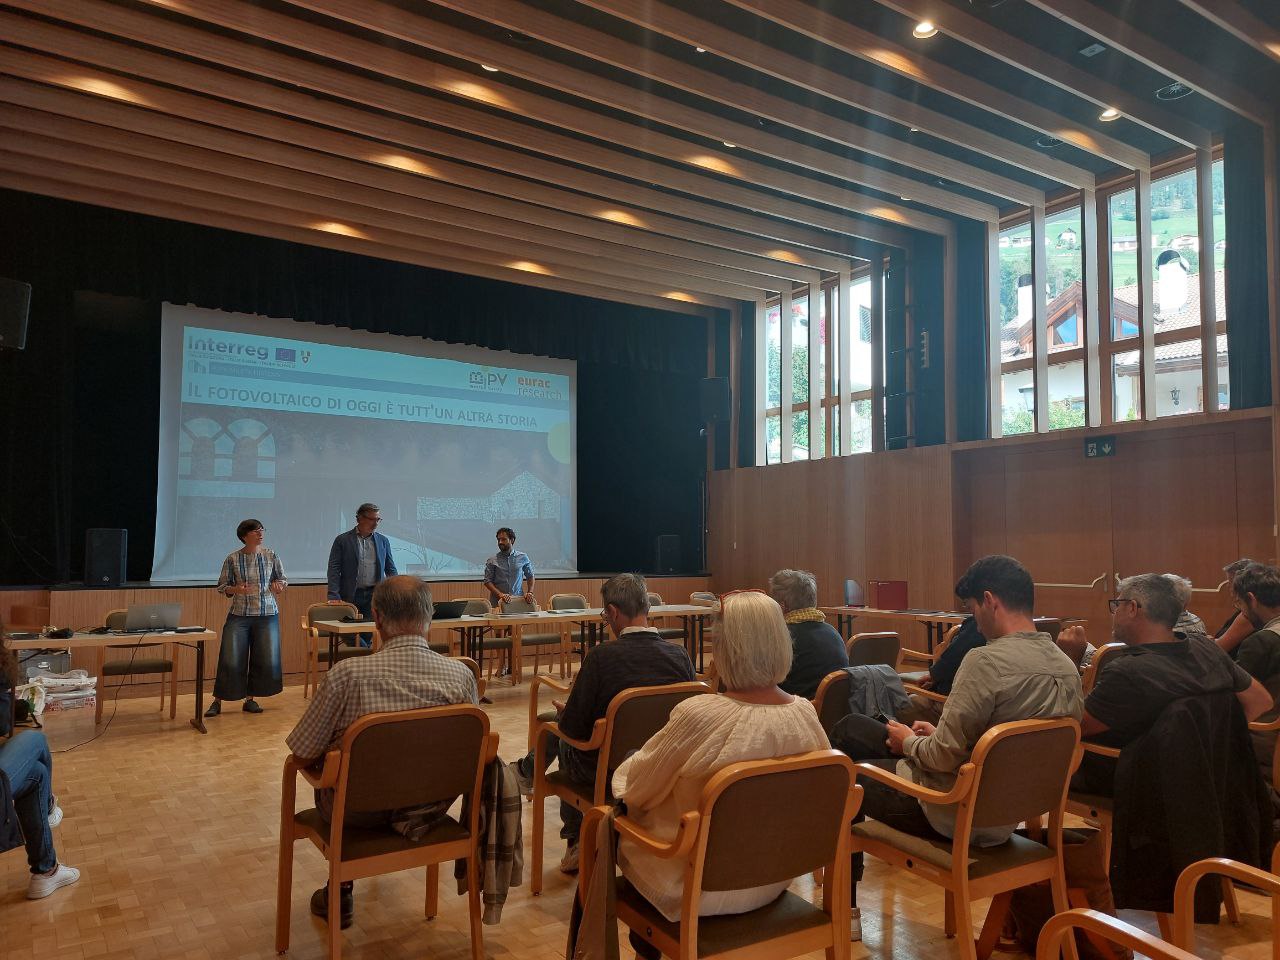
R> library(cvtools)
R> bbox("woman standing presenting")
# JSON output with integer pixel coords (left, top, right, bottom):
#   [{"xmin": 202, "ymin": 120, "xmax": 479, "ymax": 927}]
[{"xmin": 206, "ymin": 519, "xmax": 286, "ymax": 717}]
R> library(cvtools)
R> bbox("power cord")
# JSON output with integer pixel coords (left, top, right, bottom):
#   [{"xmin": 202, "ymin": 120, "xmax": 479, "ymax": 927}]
[{"xmin": 51, "ymin": 629, "xmax": 151, "ymax": 754}]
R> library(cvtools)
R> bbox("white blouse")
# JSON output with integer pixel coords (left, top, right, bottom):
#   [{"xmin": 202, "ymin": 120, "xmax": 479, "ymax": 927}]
[{"xmin": 611, "ymin": 694, "xmax": 830, "ymax": 922}]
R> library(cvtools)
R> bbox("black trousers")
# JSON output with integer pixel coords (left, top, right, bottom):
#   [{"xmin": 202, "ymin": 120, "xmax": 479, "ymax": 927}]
[{"xmin": 831, "ymin": 713, "xmax": 946, "ymax": 903}]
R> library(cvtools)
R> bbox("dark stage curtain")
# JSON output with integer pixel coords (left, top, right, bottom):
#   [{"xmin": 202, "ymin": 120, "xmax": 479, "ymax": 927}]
[
  {"xmin": 954, "ymin": 220, "xmax": 990, "ymax": 442},
  {"xmin": 1223, "ymin": 121, "xmax": 1274, "ymax": 410},
  {"xmin": 0, "ymin": 190, "xmax": 714, "ymax": 584}
]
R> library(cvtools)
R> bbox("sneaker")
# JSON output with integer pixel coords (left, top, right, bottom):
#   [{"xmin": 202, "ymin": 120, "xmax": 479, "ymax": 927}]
[
  {"xmin": 204, "ymin": 700, "xmax": 221, "ymax": 718},
  {"xmin": 559, "ymin": 844, "xmax": 580, "ymax": 874},
  {"xmin": 27, "ymin": 863, "xmax": 80, "ymax": 900},
  {"xmin": 48, "ymin": 797, "xmax": 63, "ymax": 829},
  {"xmin": 310, "ymin": 883, "xmax": 354, "ymax": 929},
  {"xmin": 243, "ymin": 699, "xmax": 263, "ymax": 714},
  {"xmin": 512, "ymin": 759, "xmax": 534, "ymax": 799},
  {"xmin": 850, "ymin": 907, "xmax": 862, "ymax": 942}
]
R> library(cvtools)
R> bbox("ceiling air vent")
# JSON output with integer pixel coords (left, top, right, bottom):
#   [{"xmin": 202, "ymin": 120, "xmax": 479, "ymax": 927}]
[
  {"xmin": 967, "ymin": 0, "xmax": 1016, "ymax": 9},
  {"xmin": 1034, "ymin": 134, "xmax": 1063, "ymax": 149},
  {"xmin": 1156, "ymin": 81, "xmax": 1194, "ymax": 101}
]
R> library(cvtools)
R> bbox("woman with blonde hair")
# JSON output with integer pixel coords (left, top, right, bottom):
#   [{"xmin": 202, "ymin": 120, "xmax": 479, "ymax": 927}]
[{"xmin": 610, "ymin": 589, "xmax": 830, "ymax": 943}]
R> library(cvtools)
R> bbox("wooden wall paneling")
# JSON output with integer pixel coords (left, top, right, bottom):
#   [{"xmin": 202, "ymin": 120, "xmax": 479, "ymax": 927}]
[
  {"xmin": 1232, "ymin": 419, "xmax": 1277, "ymax": 567},
  {"xmin": 836, "ymin": 454, "xmax": 869, "ymax": 607},
  {"xmin": 953, "ymin": 449, "xmax": 1009, "ymax": 568},
  {"xmin": 0, "ymin": 590, "xmax": 53, "ymax": 631},
  {"xmin": 907, "ymin": 446, "xmax": 955, "ymax": 609}
]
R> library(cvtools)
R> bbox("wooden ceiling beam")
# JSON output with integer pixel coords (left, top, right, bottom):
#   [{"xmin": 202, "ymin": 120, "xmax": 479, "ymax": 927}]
[
  {"xmin": 289, "ymin": 0, "xmax": 1002, "ymax": 219},
  {"xmin": 0, "ymin": 39, "xmax": 857, "ymax": 273},
  {"xmin": 1170, "ymin": 0, "xmax": 1280, "ymax": 66},
  {"xmin": 873, "ymin": 0, "xmax": 1212, "ymax": 150},
  {"xmin": 0, "ymin": 150, "xmax": 739, "ymax": 311},
  {"xmin": 0, "ymin": 79, "xmax": 819, "ymax": 287},
  {"xmin": 13, "ymin": 0, "xmax": 919, "ymax": 245},
  {"xmin": 0, "ymin": 121, "xmax": 771, "ymax": 301},
  {"xmin": 421, "ymin": 0, "xmax": 1041, "ymax": 206},
  {"xmin": 720, "ymin": 0, "xmax": 1151, "ymax": 170},
  {"xmin": 1026, "ymin": 0, "xmax": 1271, "ymax": 125},
  {"xmin": 580, "ymin": 0, "xmax": 1097, "ymax": 189}
]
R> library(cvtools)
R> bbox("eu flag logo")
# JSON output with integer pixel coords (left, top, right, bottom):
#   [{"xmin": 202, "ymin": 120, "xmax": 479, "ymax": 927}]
[{"xmin": 275, "ymin": 348, "xmax": 296, "ymax": 362}]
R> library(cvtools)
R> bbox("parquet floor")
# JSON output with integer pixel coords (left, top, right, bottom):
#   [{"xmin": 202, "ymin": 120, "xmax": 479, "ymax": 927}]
[{"xmin": 1, "ymin": 678, "xmax": 1272, "ymax": 959}]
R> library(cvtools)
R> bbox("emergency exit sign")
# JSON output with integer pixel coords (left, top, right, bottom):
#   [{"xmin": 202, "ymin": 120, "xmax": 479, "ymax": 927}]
[{"xmin": 1085, "ymin": 436, "xmax": 1116, "ymax": 458}]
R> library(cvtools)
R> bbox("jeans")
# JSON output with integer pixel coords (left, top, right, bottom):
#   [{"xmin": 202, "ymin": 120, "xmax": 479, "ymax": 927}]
[
  {"xmin": 832, "ymin": 713, "xmax": 945, "ymax": 903},
  {"xmin": 214, "ymin": 614, "xmax": 283, "ymax": 700},
  {"xmin": 519, "ymin": 721, "xmax": 596, "ymax": 844},
  {"xmin": 351, "ymin": 586, "xmax": 375, "ymax": 648},
  {"xmin": 0, "ymin": 730, "xmax": 57, "ymax": 874}
]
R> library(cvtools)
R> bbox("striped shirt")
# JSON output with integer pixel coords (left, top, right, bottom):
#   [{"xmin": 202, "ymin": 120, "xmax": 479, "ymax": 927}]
[
  {"xmin": 216, "ymin": 548, "xmax": 287, "ymax": 617},
  {"xmin": 285, "ymin": 635, "xmax": 480, "ymax": 762}
]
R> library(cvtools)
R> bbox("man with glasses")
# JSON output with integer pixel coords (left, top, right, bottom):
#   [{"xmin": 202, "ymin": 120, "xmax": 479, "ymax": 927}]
[
  {"xmin": 1069, "ymin": 572, "xmax": 1271, "ymax": 796},
  {"xmin": 327, "ymin": 503, "xmax": 398, "ymax": 645},
  {"xmin": 510, "ymin": 573, "xmax": 695, "ymax": 874}
]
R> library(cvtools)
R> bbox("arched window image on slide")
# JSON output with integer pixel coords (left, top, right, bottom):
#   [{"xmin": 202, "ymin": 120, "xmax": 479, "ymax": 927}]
[{"xmin": 153, "ymin": 304, "xmax": 576, "ymax": 582}]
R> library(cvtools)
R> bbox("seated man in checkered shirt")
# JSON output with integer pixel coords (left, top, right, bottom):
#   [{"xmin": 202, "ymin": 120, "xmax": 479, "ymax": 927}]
[{"xmin": 286, "ymin": 575, "xmax": 478, "ymax": 929}]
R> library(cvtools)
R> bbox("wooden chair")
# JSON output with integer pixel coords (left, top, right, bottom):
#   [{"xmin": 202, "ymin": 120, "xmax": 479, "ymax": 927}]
[
  {"xmin": 647, "ymin": 592, "xmax": 687, "ymax": 644},
  {"xmin": 549, "ymin": 593, "xmax": 590, "ymax": 673},
  {"xmin": 846, "ymin": 630, "xmax": 901, "ymax": 669},
  {"xmin": 500, "ymin": 596, "xmax": 565, "ymax": 680},
  {"xmin": 1033, "ymin": 617, "xmax": 1064, "ymax": 641},
  {"xmin": 1081, "ymin": 641, "xmax": 1124, "ymax": 694},
  {"xmin": 899, "ymin": 622, "xmax": 962, "ymax": 678},
  {"xmin": 275, "ymin": 704, "xmax": 498, "ymax": 960},
  {"xmin": 851, "ymin": 717, "xmax": 1082, "ymax": 960},
  {"xmin": 1215, "ymin": 714, "xmax": 1280, "ymax": 924},
  {"xmin": 1036, "ymin": 908, "xmax": 1197, "ymax": 960},
  {"xmin": 579, "ymin": 750, "xmax": 859, "ymax": 960},
  {"xmin": 301, "ymin": 602, "xmax": 367, "ymax": 699},
  {"xmin": 97, "ymin": 608, "xmax": 177, "ymax": 722},
  {"xmin": 689, "ymin": 591, "xmax": 717, "ymax": 606},
  {"xmin": 1172, "ymin": 856, "xmax": 1280, "ymax": 957},
  {"xmin": 812, "ymin": 669, "xmax": 852, "ymax": 735},
  {"xmin": 529, "ymin": 680, "xmax": 711, "ymax": 894}
]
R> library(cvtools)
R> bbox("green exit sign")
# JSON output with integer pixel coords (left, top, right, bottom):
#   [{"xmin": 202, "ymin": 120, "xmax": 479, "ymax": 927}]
[{"xmin": 1085, "ymin": 436, "xmax": 1117, "ymax": 458}]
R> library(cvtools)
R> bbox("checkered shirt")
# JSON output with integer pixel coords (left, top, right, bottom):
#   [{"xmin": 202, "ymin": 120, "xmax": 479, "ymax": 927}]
[
  {"xmin": 285, "ymin": 634, "xmax": 479, "ymax": 762},
  {"xmin": 217, "ymin": 548, "xmax": 287, "ymax": 617}
]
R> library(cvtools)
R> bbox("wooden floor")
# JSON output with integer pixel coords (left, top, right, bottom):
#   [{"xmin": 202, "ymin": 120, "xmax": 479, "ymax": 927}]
[{"xmin": 2, "ymin": 677, "xmax": 1273, "ymax": 960}]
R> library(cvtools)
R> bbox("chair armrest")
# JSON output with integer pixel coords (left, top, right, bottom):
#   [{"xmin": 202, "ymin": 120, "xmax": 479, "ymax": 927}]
[
  {"xmin": 543, "ymin": 718, "xmax": 607, "ymax": 753},
  {"xmin": 902, "ymin": 682, "xmax": 947, "ymax": 704},
  {"xmin": 1081, "ymin": 741, "xmax": 1121, "ymax": 760},
  {"xmin": 1249, "ymin": 717, "xmax": 1280, "ymax": 733},
  {"xmin": 899, "ymin": 649, "xmax": 937, "ymax": 665},
  {"xmin": 484, "ymin": 732, "xmax": 501, "ymax": 763},
  {"xmin": 853, "ymin": 760, "xmax": 975, "ymax": 806},
  {"xmin": 612, "ymin": 807, "xmax": 701, "ymax": 860},
  {"xmin": 295, "ymin": 750, "xmax": 342, "ymax": 790},
  {"xmin": 527, "ymin": 674, "xmax": 575, "ymax": 750}
]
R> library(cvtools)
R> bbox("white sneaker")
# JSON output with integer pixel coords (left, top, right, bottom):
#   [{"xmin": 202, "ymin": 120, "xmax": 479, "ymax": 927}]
[
  {"xmin": 48, "ymin": 798, "xmax": 63, "ymax": 829},
  {"xmin": 559, "ymin": 845, "xmax": 580, "ymax": 874},
  {"xmin": 850, "ymin": 907, "xmax": 862, "ymax": 942},
  {"xmin": 27, "ymin": 863, "xmax": 80, "ymax": 900}
]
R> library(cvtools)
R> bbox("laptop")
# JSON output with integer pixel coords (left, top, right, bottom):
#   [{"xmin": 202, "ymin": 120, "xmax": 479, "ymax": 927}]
[{"xmin": 118, "ymin": 602, "xmax": 183, "ymax": 633}]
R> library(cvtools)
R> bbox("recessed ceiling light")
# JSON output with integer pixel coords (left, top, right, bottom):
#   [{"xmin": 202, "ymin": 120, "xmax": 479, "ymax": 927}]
[
  {"xmin": 1099, "ymin": 107, "xmax": 1120, "ymax": 121},
  {"xmin": 481, "ymin": 64, "xmax": 499, "ymax": 72},
  {"xmin": 912, "ymin": 20, "xmax": 938, "ymax": 38},
  {"xmin": 1156, "ymin": 81, "xmax": 1194, "ymax": 101},
  {"xmin": 900, "ymin": 196, "xmax": 911, "ymax": 201},
  {"xmin": 722, "ymin": 140, "xmax": 736, "ymax": 148},
  {"xmin": 909, "ymin": 127, "xmax": 920, "ymax": 133},
  {"xmin": 695, "ymin": 46, "xmax": 707, "ymax": 53}
]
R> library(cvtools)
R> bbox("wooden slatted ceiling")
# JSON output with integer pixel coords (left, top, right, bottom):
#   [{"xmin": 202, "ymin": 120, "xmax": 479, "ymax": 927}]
[{"xmin": 0, "ymin": 0, "xmax": 1270, "ymax": 316}]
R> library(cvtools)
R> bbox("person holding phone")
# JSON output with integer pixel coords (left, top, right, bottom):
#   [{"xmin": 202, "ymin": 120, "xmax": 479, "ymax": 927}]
[{"xmin": 206, "ymin": 518, "xmax": 287, "ymax": 717}]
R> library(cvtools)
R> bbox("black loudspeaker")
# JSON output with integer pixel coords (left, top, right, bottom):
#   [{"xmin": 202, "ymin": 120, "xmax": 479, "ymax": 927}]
[
  {"xmin": 699, "ymin": 377, "xmax": 731, "ymax": 423},
  {"xmin": 85, "ymin": 528, "xmax": 127, "ymax": 586},
  {"xmin": 0, "ymin": 278, "xmax": 32, "ymax": 351},
  {"xmin": 654, "ymin": 534, "xmax": 681, "ymax": 574}
]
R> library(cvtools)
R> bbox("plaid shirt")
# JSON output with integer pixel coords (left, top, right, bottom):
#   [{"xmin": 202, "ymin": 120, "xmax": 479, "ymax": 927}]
[
  {"xmin": 286, "ymin": 635, "xmax": 479, "ymax": 762},
  {"xmin": 217, "ymin": 548, "xmax": 287, "ymax": 617}
]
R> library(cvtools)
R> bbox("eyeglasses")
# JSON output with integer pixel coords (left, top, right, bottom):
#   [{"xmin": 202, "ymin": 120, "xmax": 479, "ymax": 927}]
[
  {"xmin": 360, "ymin": 515, "xmax": 383, "ymax": 523},
  {"xmin": 1107, "ymin": 597, "xmax": 1139, "ymax": 613},
  {"xmin": 718, "ymin": 588, "xmax": 767, "ymax": 607}
]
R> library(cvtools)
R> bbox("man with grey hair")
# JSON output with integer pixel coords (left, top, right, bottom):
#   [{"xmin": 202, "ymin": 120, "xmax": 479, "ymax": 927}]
[
  {"xmin": 287, "ymin": 575, "xmax": 478, "ymax": 928},
  {"xmin": 327, "ymin": 502, "xmax": 398, "ymax": 645},
  {"xmin": 511, "ymin": 572, "xmax": 695, "ymax": 873},
  {"xmin": 768, "ymin": 568, "xmax": 848, "ymax": 699},
  {"xmin": 1071, "ymin": 572, "xmax": 1271, "ymax": 796}
]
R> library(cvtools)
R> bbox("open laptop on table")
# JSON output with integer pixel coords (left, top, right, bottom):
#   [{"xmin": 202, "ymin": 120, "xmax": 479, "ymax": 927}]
[{"xmin": 114, "ymin": 602, "xmax": 183, "ymax": 634}]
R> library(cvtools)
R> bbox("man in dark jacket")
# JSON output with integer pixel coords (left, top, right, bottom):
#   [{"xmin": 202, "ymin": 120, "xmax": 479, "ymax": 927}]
[
  {"xmin": 326, "ymin": 502, "xmax": 397, "ymax": 643},
  {"xmin": 769, "ymin": 568, "xmax": 848, "ymax": 699}
]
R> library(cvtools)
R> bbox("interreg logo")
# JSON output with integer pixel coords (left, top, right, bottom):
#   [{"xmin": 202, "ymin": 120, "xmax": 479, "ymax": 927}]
[
  {"xmin": 468, "ymin": 368, "xmax": 509, "ymax": 392},
  {"xmin": 185, "ymin": 332, "xmax": 269, "ymax": 361}
]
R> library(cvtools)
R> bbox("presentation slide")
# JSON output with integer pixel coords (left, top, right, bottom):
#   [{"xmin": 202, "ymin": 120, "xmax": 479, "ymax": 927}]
[{"xmin": 154, "ymin": 304, "xmax": 576, "ymax": 582}]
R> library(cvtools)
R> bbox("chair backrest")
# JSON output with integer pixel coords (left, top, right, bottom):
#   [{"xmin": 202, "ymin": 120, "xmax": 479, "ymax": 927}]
[
  {"xmin": 646, "ymin": 592, "xmax": 665, "ymax": 606},
  {"xmin": 1032, "ymin": 617, "xmax": 1063, "ymax": 641},
  {"xmin": 699, "ymin": 751, "xmax": 855, "ymax": 891},
  {"xmin": 550, "ymin": 593, "xmax": 588, "ymax": 611},
  {"xmin": 460, "ymin": 598, "xmax": 491, "ymax": 617},
  {"xmin": 338, "ymin": 705, "xmax": 490, "ymax": 815},
  {"xmin": 690, "ymin": 592, "xmax": 717, "ymax": 606},
  {"xmin": 936, "ymin": 622, "xmax": 962, "ymax": 654},
  {"xmin": 104, "ymin": 607, "xmax": 128, "ymax": 630},
  {"xmin": 500, "ymin": 597, "xmax": 537, "ymax": 614},
  {"xmin": 602, "ymin": 682, "xmax": 712, "ymax": 770},
  {"xmin": 846, "ymin": 631, "xmax": 901, "ymax": 668},
  {"xmin": 1083, "ymin": 641, "xmax": 1125, "ymax": 693},
  {"xmin": 308, "ymin": 602, "xmax": 357, "ymax": 626},
  {"xmin": 1037, "ymin": 909, "xmax": 1197, "ymax": 960},
  {"xmin": 966, "ymin": 718, "xmax": 1081, "ymax": 831},
  {"xmin": 813, "ymin": 670, "xmax": 852, "ymax": 734}
]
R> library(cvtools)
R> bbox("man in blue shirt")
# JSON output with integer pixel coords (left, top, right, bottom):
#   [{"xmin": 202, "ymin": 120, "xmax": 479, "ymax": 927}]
[{"xmin": 484, "ymin": 527, "xmax": 535, "ymax": 605}]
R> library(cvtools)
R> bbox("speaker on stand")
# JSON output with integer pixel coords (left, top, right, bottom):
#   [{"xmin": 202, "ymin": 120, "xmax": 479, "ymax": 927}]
[{"xmin": 84, "ymin": 528, "xmax": 127, "ymax": 586}]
